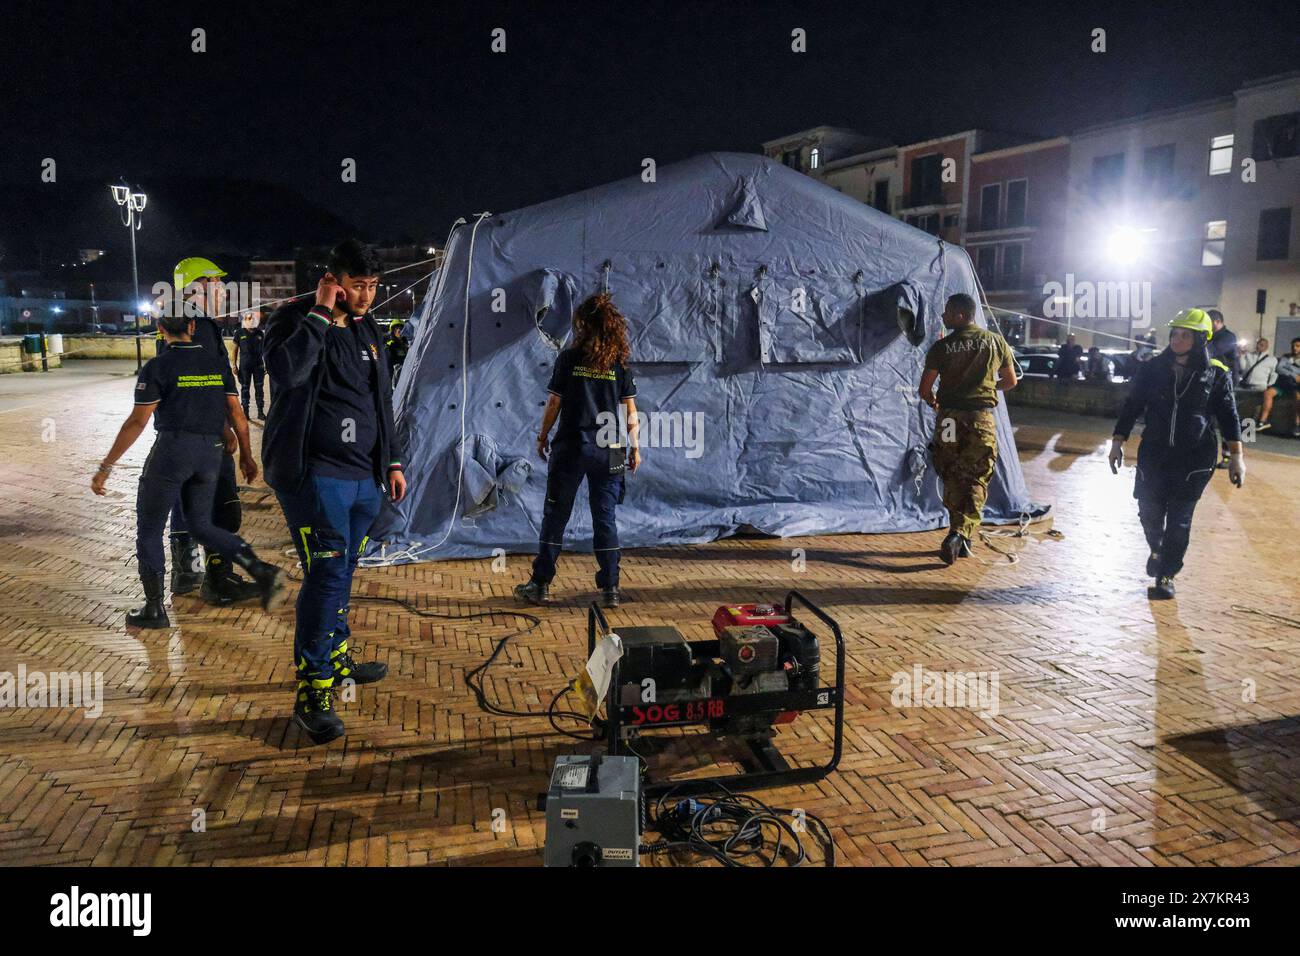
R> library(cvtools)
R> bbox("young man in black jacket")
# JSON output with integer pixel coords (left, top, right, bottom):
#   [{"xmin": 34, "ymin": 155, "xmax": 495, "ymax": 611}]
[{"xmin": 262, "ymin": 240, "xmax": 407, "ymax": 744}]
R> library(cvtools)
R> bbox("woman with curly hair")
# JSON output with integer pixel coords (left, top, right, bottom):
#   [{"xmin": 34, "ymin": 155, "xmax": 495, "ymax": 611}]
[{"xmin": 515, "ymin": 293, "xmax": 640, "ymax": 608}]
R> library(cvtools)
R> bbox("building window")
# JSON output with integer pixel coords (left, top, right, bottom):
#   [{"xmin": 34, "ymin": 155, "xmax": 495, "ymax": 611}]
[
  {"xmin": 873, "ymin": 179, "xmax": 890, "ymax": 212},
  {"xmin": 1142, "ymin": 144, "xmax": 1176, "ymax": 196},
  {"xmin": 1208, "ymin": 134, "xmax": 1233, "ymax": 175},
  {"xmin": 1253, "ymin": 112, "xmax": 1299, "ymax": 161},
  {"xmin": 910, "ymin": 154, "xmax": 944, "ymax": 206},
  {"xmin": 782, "ymin": 149, "xmax": 801, "ymax": 170},
  {"xmin": 980, "ymin": 183, "xmax": 1001, "ymax": 230},
  {"xmin": 943, "ymin": 214, "xmax": 959, "ymax": 229},
  {"xmin": 907, "ymin": 213, "xmax": 940, "ymax": 235},
  {"xmin": 1091, "ymin": 152, "xmax": 1125, "ymax": 203},
  {"xmin": 1006, "ymin": 179, "xmax": 1028, "ymax": 227},
  {"xmin": 976, "ymin": 246, "xmax": 998, "ymax": 288},
  {"xmin": 809, "ymin": 147, "xmax": 821, "ymax": 170},
  {"xmin": 1257, "ymin": 207, "xmax": 1292, "ymax": 261},
  {"xmin": 1001, "ymin": 245, "xmax": 1023, "ymax": 289},
  {"xmin": 1202, "ymin": 220, "xmax": 1226, "ymax": 266}
]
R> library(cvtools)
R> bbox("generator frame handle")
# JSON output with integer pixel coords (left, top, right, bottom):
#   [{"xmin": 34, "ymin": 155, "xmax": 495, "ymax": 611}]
[
  {"xmin": 784, "ymin": 589, "xmax": 845, "ymax": 777},
  {"xmin": 587, "ymin": 602, "xmax": 611, "ymax": 656}
]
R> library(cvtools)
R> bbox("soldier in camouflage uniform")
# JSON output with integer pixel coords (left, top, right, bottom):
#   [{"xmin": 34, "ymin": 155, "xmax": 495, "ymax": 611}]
[{"xmin": 919, "ymin": 293, "xmax": 1019, "ymax": 565}]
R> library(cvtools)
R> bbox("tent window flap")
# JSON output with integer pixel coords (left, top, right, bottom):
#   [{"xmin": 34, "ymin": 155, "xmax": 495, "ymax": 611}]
[
  {"xmin": 524, "ymin": 269, "xmax": 576, "ymax": 350},
  {"xmin": 753, "ymin": 276, "xmax": 860, "ymax": 364},
  {"xmin": 607, "ymin": 257, "xmax": 720, "ymax": 362}
]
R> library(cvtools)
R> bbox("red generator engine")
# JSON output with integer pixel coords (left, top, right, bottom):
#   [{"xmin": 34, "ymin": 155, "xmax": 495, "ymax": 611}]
[{"xmin": 590, "ymin": 591, "xmax": 844, "ymax": 797}]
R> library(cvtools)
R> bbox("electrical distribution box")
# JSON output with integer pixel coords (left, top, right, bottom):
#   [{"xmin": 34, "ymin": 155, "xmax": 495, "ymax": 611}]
[{"xmin": 543, "ymin": 754, "xmax": 641, "ymax": 867}]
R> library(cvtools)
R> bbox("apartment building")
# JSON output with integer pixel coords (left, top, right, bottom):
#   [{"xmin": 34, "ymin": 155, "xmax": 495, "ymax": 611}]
[
  {"xmin": 761, "ymin": 126, "xmax": 888, "ymax": 176},
  {"xmin": 763, "ymin": 73, "xmax": 1299, "ymax": 348},
  {"xmin": 1063, "ymin": 96, "xmax": 1237, "ymax": 348},
  {"xmin": 247, "ymin": 259, "xmax": 297, "ymax": 312},
  {"xmin": 1219, "ymin": 72, "xmax": 1300, "ymax": 350},
  {"xmin": 965, "ymin": 137, "xmax": 1071, "ymax": 342},
  {"xmin": 895, "ymin": 130, "xmax": 1023, "ymax": 245}
]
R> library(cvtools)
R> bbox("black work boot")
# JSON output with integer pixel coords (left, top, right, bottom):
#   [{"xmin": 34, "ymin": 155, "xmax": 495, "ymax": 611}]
[
  {"xmin": 513, "ymin": 580, "xmax": 550, "ymax": 605},
  {"xmin": 955, "ymin": 535, "xmax": 972, "ymax": 559},
  {"xmin": 940, "ymin": 531, "xmax": 963, "ymax": 566},
  {"xmin": 126, "ymin": 571, "xmax": 170, "ymax": 629},
  {"xmin": 231, "ymin": 544, "xmax": 287, "ymax": 612},
  {"xmin": 1148, "ymin": 576, "xmax": 1177, "ymax": 600},
  {"xmin": 200, "ymin": 552, "xmax": 262, "ymax": 606},
  {"xmin": 332, "ymin": 643, "xmax": 388, "ymax": 685},
  {"xmin": 601, "ymin": 587, "xmax": 620, "ymax": 609},
  {"xmin": 169, "ymin": 534, "xmax": 204, "ymax": 595},
  {"xmin": 293, "ymin": 681, "xmax": 344, "ymax": 745}
]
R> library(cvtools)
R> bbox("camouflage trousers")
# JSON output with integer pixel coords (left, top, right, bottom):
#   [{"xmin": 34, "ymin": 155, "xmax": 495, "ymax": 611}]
[{"xmin": 930, "ymin": 408, "xmax": 998, "ymax": 539}]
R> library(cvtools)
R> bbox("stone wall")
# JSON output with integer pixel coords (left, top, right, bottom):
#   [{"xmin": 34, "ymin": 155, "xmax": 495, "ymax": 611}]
[{"xmin": 1005, "ymin": 376, "xmax": 1297, "ymax": 430}]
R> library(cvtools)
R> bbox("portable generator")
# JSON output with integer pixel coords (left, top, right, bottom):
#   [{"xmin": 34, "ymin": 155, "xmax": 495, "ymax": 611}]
[{"xmin": 589, "ymin": 590, "xmax": 844, "ymax": 796}]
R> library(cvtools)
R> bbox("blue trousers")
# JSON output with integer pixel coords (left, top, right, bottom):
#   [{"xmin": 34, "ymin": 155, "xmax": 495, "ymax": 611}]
[
  {"xmin": 532, "ymin": 438, "xmax": 624, "ymax": 589},
  {"xmin": 137, "ymin": 432, "xmax": 244, "ymax": 575},
  {"xmin": 237, "ymin": 360, "xmax": 265, "ymax": 414},
  {"xmin": 276, "ymin": 473, "xmax": 382, "ymax": 684},
  {"xmin": 168, "ymin": 449, "xmax": 240, "ymax": 539},
  {"xmin": 1135, "ymin": 458, "xmax": 1213, "ymax": 579}
]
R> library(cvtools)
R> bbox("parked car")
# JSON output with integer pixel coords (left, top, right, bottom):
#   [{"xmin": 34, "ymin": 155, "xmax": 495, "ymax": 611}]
[
  {"xmin": 1101, "ymin": 348, "xmax": 1137, "ymax": 381},
  {"xmin": 1014, "ymin": 351, "xmax": 1057, "ymax": 378}
]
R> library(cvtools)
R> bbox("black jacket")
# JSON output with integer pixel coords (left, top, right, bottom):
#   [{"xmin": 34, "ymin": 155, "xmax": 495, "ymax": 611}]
[
  {"xmin": 1209, "ymin": 326, "xmax": 1239, "ymax": 385},
  {"xmin": 157, "ymin": 312, "xmax": 227, "ymax": 360},
  {"xmin": 1114, "ymin": 348, "xmax": 1240, "ymax": 477},
  {"xmin": 262, "ymin": 302, "xmax": 404, "ymax": 493}
]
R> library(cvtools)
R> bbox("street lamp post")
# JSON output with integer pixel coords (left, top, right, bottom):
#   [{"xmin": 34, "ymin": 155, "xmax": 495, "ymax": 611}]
[{"xmin": 111, "ymin": 182, "xmax": 148, "ymax": 370}]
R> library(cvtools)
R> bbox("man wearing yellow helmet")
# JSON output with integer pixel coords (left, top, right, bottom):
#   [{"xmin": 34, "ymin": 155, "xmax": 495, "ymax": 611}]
[
  {"xmin": 161, "ymin": 256, "xmax": 263, "ymax": 606},
  {"xmin": 1108, "ymin": 308, "xmax": 1244, "ymax": 600}
]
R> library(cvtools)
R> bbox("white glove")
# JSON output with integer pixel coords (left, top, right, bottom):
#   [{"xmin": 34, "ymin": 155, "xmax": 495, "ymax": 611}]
[
  {"xmin": 1108, "ymin": 437, "xmax": 1125, "ymax": 474},
  {"xmin": 1228, "ymin": 452, "xmax": 1245, "ymax": 488}
]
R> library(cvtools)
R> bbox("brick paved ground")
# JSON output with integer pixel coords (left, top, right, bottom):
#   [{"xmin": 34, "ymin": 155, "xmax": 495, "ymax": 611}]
[{"xmin": 1, "ymin": 363, "xmax": 1297, "ymax": 866}]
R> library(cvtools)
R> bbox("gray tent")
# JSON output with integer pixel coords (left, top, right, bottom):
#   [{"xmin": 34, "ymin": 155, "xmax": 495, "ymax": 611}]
[{"xmin": 369, "ymin": 152, "xmax": 1042, "ymax": 562}]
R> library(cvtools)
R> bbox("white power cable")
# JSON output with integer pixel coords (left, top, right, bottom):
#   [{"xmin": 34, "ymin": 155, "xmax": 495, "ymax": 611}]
[
  {"xmin": 984, "ymin": 303, "xmax": 1149, "ymax": 349},
  {"xmin": 197, "ymin": 253, "xmax": 445, "ymax": 321},
  {"xmin": 360, "ymin": 212, "xmax": 492, "ymax": 568}
]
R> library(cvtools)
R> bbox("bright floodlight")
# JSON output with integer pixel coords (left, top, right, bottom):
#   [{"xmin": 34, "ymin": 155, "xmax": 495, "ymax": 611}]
[
  {"xmin": 138, "ymin": 300, "xmax": 152, "ymax": 313},
  {"xmin": 111, "ymin": 184, "xmax": 130, "ymax": 205},
  {"xmin": 1105, "ymin": 225, "xmax": 1146, "ymax": 266},
  {"xmin": 131, "ymin": 192, "xmax": 147, "ymax": 212}
]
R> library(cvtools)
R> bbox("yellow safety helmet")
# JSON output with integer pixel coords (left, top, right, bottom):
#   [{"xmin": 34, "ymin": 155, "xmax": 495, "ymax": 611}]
[
  {"xmin": 1168, "ymin": 308, "xmax": 1213, "ymax": 338},
  {"xmin": 173, "ymin": 256, "xmax": 226, "ymax": 290}
]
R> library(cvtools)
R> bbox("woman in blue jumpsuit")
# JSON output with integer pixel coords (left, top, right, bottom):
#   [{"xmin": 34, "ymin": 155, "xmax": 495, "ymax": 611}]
[{"xmin": 1109, "ymin": 309, "xmax": 1245, "ymax": 599}]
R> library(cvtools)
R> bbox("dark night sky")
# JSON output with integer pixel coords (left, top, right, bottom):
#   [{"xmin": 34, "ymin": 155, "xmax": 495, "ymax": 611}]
[{"xmin": 4, "ymin": 0, "xmax": 1299, "ymax": 242}]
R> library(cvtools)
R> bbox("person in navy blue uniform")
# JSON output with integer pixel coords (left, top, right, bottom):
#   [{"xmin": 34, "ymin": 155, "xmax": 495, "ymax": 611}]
[
  {"xmin": 262, "ymin": 240, "xmax": 407, "ymax": 745},
  {"xmin": 1109, "ymin": 309, "xmax": 1245, "ymax": 600},
  {"xmin": 91, "ymin": 312, "xmax": 285, "ymax": 628},
  {"xmin": 158, "ymin": 257, "xmax": 263, "ymax": 606},
  {"xmin": 232, "ymin": 311, "xmax": 267, "ymax": 419},
  {"xmin": 514, "ymin": 292, "xmax": 641, "ymax": 609}
]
